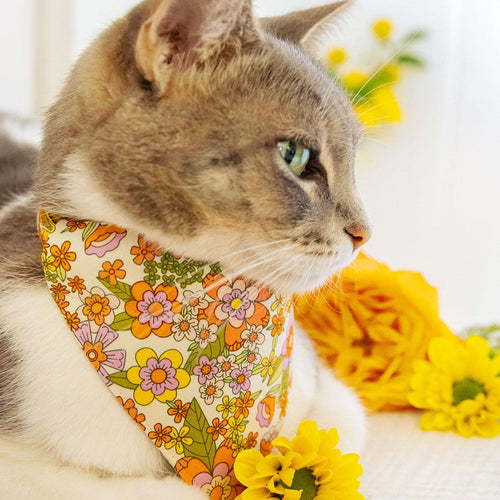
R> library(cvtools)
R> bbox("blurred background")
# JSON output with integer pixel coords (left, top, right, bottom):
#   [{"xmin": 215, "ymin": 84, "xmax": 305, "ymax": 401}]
[{"xmin": 0, "ymin": 0, "xmax": 499, "ymax": 334}]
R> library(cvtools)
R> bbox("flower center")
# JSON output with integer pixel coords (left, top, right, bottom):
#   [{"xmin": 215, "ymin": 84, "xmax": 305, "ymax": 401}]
[
  {"xmin": 247, "ymin": 353, "xmax": 255, "ymax": 363},
  {"xmin": 452, "ymin": 377, "xmax": 486, "ymax": 405},
  {"xmin": 180, "ymin": 321, "xmax": 190, "ymax": 331},
  {"xmin": 151, "ymin": 368, "xmax": 167, "ymax": 384},
  {"xmin": 237, "ymin": 374, "xmax": 246, "ymax": 384},
  {"xmin": 249, "ymin": 332, "xmax": 258, "ymax": 342},
  {"xmin": 207, "ymin": 385, "xmax": 216, "ymax": 396},
  {"xmin": 109, "ymin": 269, "xmax": 116, "ymax": 275},
  {"xmin": 200, "ymin": 329, "xmax": 209, "ymax": 339},
  {"xmin": 148, "ymin": 302, "xmax": 164, "ymax": 317},
  {"xmin": 231, "ymin": 298, "xmax": 242, "ymax": 310},
  {"xmin": 290, "ymin": 468, "xmax": 318, "ymax": 500},
  {"xmin": 202, "ymin": 365, "xmax": 212, "ymax": 375},
  {"xmin": 221, "ymin": 362, "xmax": 231, "ymax": 372},
  {"xmin": 86, "ymin": 349, "xmax": 98, "ymax": 362},
  {"xmin": 190, "ymin": 298, "xmax": 199, "ymax": 307},
  {"xmin": 91, "ymin": 302, "xmax": 103, "ymax": 314}
]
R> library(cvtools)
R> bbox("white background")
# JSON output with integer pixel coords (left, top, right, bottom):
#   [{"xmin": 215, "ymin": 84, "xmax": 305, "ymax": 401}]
[{"xmin": 0, "ymin": 0, "xmax": 499, "ymax": 332}]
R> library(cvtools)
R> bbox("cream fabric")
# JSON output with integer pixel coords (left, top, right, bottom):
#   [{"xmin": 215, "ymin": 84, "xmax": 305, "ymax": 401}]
[{"xmin": 361, "ymin": 412, "xmax": 500, "ymax": 499}]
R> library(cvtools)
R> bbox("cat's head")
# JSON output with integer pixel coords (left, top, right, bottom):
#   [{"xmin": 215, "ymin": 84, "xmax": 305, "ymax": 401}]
[{"xmin": 35, "ymin": 0, "xmax": 371, "ymax": 294}]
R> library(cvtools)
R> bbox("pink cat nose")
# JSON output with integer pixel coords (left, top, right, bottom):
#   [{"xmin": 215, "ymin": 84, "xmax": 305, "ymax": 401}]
[{"xmin": 344, "ymin": 225, "xmax": 372, "ymax": 251}]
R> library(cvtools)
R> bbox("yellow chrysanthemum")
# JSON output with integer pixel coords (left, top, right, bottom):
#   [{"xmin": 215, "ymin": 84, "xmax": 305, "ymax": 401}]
[
  {"xmin": 234, "ymin": 421, "xmax": 363, "ymax": 500},
  {"xmin": 409, "ymin": 335, "xmax": 500, "ymax": 438},
  {"xmin": 295, "ymin": 253, "xmax": 456, "ymax": 411},
  {"xmin": 373, "ymin": 19, "xmax": 393, "ymax": 40},
  {"xmin": 327, "ymin": 47, "xmax": 347, "ymax": 66}
]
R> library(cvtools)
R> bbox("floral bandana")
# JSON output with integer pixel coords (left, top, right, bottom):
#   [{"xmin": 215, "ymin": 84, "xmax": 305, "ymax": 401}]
[{"xmin": 37, "ymin": 211, "xmax": 293, "ymax": 498}]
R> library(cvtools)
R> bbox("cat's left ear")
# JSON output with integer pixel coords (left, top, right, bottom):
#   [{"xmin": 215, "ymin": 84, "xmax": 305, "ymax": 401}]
[
  {"xmin": 136, "ymin": 0, "xmax": 259, "ymax": 89},
  {"xmin": 260, "ymin": 1, "xmax": 353, "ymax": 58}
]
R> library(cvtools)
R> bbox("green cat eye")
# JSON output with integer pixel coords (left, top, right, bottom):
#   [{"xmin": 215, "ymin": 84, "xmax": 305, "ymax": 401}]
[{"xmin": 278, "ymin": 140, "xmax": 310, "ymax": 176}]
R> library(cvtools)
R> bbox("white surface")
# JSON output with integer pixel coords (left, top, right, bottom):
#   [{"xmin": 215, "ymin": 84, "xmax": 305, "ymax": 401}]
[
  {"xmin": 0, "ymin": 0, "xmax": 499, "ymax": 332},
  {"xmin": 362, "ymin": 412, "xmax": 500, "ymax": 499}
]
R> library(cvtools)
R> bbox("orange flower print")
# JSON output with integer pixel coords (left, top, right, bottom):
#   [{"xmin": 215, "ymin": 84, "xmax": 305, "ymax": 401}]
[
  {"xmin": 50, "ymin": 283, "xmax": 69, "ymax": 304},
  {"xmin": 125, "ymin": 282, "xmax": 181, "ymax": 339},
  {"xmin": 271, "ymin": 309, "xmax": 286, "ymax": 337},
  {"xmin": 168, "ymin": 400, "xmax": 191, "ymax": 424},
  {"xmin": 176, "ymin": 439, "xmax": 243, "ymax": 500},
  {"xmin": 202, "ymin": 275, "xmax": 271, "ymax": 351},
  {"xmin": 65, "ymin": 311, "xmax": 80, "ymax": 330},
  {"xmin": 148, "ymin": 423, "xmax": 172, "ymax": 447},
  {"xmin": 66, "ymin": 220, "xmax": 86, "ymax": 232},
  {"xmin": 98, "ymin": 259, "xmax": 126, "ymax": 286},
  {"xmin": 245, "ymin": 432, "xmax": 258, "ymax": 449},
  {"xmin": 234, "ymin": 391, "xmax": 254, "ymax": 419},
  {"xmin": 83, "ymin": 294, "xmax": 111, "ymax": 326},
  {"xmin": 50, "ymin": 241, "xmax": 76, "ymax": 271},
  {"xmin": 117, "ymin": 397, "xmax": 146, "ymax": 431},
  {"xmin": 130, "ymin": 235, "xmax": 162, "ymax": 265},
  {"xmin": 207, "ymin": 418, "xmax": 228, "ymax": 440},
  {"xmin": 84, "ymin": 223, "xmax": 126, "ymax": 258},
  {"xmin": 68, "ymin": 275, "xmax": 86, "ymax": 294}
]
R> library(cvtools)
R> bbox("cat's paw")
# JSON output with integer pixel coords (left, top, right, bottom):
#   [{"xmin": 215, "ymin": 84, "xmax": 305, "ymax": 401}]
[{"xmin": 307, "ymin": 368, "xmax": 367, "ymax": 455}]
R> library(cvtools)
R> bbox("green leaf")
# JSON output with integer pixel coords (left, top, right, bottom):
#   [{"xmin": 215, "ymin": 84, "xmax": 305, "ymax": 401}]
[
  {"xmin": 81, "ymin": 221, "xmax": 99, "ymax": 241},
  {"xmin": 183, "ymin": 398, "xmax": 216, "ymax": 470},
  {"xmin": 97, "ymin": 278, "xmax": 133, "ymax": 301},
  {"xmin": 250, "ymin": 390, "xmax": 262, "ymax": 401},
  {"xmin": 111, "ymin": 312, "xmax": 135, "ymax": 331},
  {"xmin": 107, "ymin": 371, "xmax": 138, "ymax": 390},
  {"xmin": 404, "ymin": 29, "xmax": 427, "ymax": 43},
  {"xmin": 397, "ymin": 54, "xmax": 425, "ymax": 68}
]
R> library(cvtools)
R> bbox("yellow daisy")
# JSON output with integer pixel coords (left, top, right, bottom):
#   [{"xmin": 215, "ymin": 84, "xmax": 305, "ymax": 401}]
[
  {"xmin": 235, "ymin": 421, "xmax": 363, "ymax": 500},
  {"xmin": 409, "ymin": 335, "xmax": 500, "ymax": 437},
  {"xmin": 373, "ymin": 19, "xmax": 393, "ymax": 40}
]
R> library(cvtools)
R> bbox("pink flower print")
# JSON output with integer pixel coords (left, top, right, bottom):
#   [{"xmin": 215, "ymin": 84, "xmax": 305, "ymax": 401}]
[
  {"xmin": 139, "ymin": 357, "xmax": 179, "ymax": 396},
  {"xmin": 194, "ymin": 356, "xmax": 219, "ymax": 385},
  {"xmin": 137, "ymin": 290, "xmax": 174, "ymax": 329},
  {"xmin": 214, "ymin": 279, "xmax": 259, "ymax": 328},
  {"xmin": 229, "ymin": 367, "xmax": 252, "ymax": 395},
  {"xmin": 73, "ymin": 321, "xmax": 126, "ymax": 386}
]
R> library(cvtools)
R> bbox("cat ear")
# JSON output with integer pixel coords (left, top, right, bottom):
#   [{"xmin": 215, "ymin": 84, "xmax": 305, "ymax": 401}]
[
  {"xmin": 260, "ymin": 1, "xmax": 352, "ymax": 57},
  {"xmin": 136, "ymin": 0, "xmax": 259, "ymax": 87}
]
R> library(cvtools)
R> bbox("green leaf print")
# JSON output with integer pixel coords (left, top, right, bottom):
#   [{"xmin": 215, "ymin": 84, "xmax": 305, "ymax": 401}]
[
  {"xmin": 56, "ymin": 265, "xmax": 67, "ymax": 283},
  {"xmin": 81, "ymin": 221, "xmax": 100, "ymax": 241},
  {"xmin": 107, "ymin": 371, "xmax": 138, "ymax": 390},
  {"xmin": 183, "ymin": 398, "xmax": 216, "ymax": 470},
  {"xmin": 267, "ymin": 356, "xmax": 284, "ymax": 386},
  {"xmin": 97, "ymin": 278, "xmax": 133, "ymax": 301},
  {"xmin": 110, "ymin": 312, "xmax": 135, "ymax": 331}
]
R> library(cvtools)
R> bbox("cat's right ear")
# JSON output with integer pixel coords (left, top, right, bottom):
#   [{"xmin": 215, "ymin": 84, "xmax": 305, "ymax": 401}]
[{"xmin": 136, "ymin": 0, "xmax": 259, "ymax": 92}]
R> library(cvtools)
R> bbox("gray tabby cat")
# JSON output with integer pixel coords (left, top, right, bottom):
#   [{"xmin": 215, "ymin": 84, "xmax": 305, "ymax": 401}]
[
  {"xmin": 0, "ymin": 114, "xmax": 37, "ymax": 207},
  {"xmin": 0, "ymin": 1, "xmax": 371, "ymax": 498}
]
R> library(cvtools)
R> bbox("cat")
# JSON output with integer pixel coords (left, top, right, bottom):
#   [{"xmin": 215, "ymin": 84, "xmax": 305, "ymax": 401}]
[
  {"xmin": 0, "ymin": 1, "xmax": 371, "ymax": 498},
  {"xmin": 0, "ymin": 113, "xmax": 38, "ymax": 208}
]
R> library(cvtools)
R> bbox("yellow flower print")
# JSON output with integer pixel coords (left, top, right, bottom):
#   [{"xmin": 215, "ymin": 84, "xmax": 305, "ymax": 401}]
[
  {"xmin": 261, "ymin": 351, "xmax": 278, "ymax": 379},
  {"xmin": 127, "ymin": 348, "xmax": 190, "ymax": 406},
  {"xmin": 41, "ymin": 253, "xmax": 56, "ymax": 274},
  {"xmin": 226, "ymin": 414, "xmax": 246, "ymax": 439},
  {"xmin": 165, "ymin": 426, "xmax": 193, "ymax": 454},
  {"xmin": 216, "ymin": 395, "xmax": 237, "ymax": 419}
]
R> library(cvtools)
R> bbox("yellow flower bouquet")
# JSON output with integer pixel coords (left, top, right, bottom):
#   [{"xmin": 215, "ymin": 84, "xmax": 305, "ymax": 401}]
[{"xmin": 326, "ymin": 20, "xmax": 426, "ymax": 128}]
